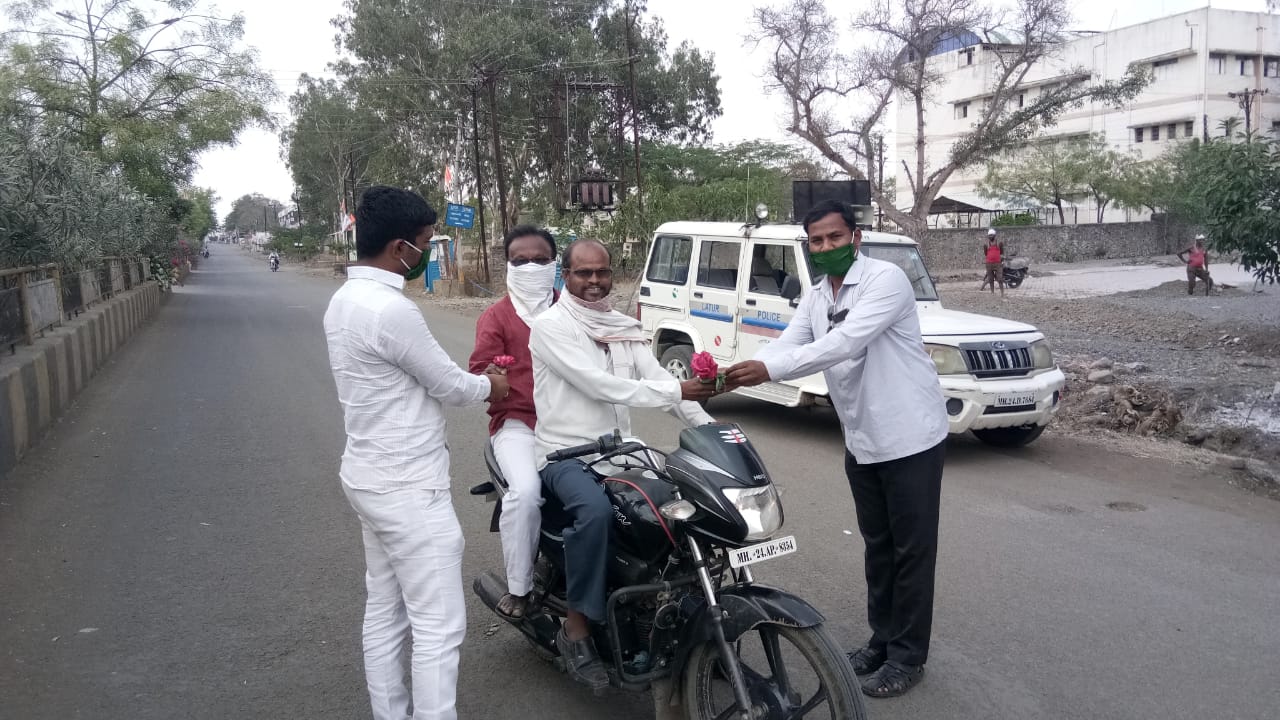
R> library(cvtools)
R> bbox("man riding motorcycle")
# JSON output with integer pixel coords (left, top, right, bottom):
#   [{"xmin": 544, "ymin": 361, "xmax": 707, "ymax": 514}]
[
  {"xmin": 528, "ymin": 239, "xmax": 716, "ymax": 690},
  {"xmin": 468, "ymin": 226, "xmax": 559, "ymax": 622}
]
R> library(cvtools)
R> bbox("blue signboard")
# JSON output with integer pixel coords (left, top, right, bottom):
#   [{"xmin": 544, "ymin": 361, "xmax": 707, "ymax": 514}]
[{"xmin": 444, "ymin": 203, "xmax": 476, "ymax": 229}]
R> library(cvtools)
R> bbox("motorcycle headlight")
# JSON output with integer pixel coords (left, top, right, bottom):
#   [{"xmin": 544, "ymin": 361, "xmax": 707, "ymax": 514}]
[
  {"xmin": 1031, "ymin": 339, "xmax": 1055, "ymax": 369},
  {"xmin": 925, "ymin": 344, "xmax": 968, "ymax": 375},
  {"xmin": 722, "ymin": 485, "xmax": 783, "ymax": 542}
]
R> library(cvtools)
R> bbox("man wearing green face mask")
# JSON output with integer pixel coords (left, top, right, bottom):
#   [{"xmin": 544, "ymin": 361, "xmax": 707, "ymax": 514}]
[
  {"xmin": 725, "ymin": 199, "xmax": 948, "ymax": 700},
  {"xmin": 324, "ymin": 186, "xmax": 509, "ymax": 720}
]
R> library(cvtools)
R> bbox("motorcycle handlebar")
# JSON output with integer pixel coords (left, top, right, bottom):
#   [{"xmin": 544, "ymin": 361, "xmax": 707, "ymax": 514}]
[{"xmin": 546, "ymin": 430, "xmax": 623, "ymax": 463}]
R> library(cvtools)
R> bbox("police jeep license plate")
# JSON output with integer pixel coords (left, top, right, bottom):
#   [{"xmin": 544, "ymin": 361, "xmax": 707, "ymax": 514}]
[
  {"xmin": 729, "ymin": 536, "xmax": 798, "ymax": 568},
  {"xmin": 996, "ymin": 393, "xmax": 1036, "ymax": 407}
]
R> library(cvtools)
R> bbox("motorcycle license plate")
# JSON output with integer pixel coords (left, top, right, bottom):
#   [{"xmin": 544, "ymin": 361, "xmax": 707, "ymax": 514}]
[
  {"xmin": 729, "ymin": 535, "xmax": 798, "ymax": 568},
  {"xmin": 996, "ymin": 393, "xmax": 1035, "ymax": 407}
]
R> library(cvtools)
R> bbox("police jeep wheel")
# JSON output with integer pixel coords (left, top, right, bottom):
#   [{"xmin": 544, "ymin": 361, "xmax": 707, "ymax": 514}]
[{"xmin": 661, "ymin": 345, "xmax": 695, "ymax": 381}]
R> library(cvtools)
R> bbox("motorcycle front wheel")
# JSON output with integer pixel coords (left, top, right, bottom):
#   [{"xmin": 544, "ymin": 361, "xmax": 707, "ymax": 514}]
[{"xmin": 682, "ymin": 623, "xmax": 866, "ymax": 720}]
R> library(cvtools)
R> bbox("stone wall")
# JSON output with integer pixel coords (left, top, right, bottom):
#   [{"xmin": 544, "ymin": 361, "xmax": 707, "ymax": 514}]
[
  {"xmin": 0, "ymin": 282, "xmax": 163, "ymax": 478},
  {"xmin": 917, "ymin": 221, "xmax": 1201, "ymax": 272}
]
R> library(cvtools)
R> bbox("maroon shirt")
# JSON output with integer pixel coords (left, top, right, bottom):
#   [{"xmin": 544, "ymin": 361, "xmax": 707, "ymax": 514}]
[{"xmin": 468, "ymin": 295, "xmax": 555, "ymax": 437}]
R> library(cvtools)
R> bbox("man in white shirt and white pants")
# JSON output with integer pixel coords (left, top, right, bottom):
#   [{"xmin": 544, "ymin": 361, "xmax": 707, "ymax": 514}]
[
  {"xmin": 324, "ymin": 186, "xmax": 509, "ymax": 720},
  {"xmin": 529, "ymin": 239, "xmax": 716, "ymax": 690},
  {"xmin": 727, "ymin": 200, "xmax": 948, "ymax": 700}
]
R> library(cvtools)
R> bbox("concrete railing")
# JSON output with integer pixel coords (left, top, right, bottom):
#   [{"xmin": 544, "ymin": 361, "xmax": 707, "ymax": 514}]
[{"xmin": 0, "ymin": 258, "xmax": 149, "ymax": 355}]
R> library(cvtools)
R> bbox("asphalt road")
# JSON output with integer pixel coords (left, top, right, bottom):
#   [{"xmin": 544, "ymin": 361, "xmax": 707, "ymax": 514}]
[{"xmin": 3, "ymin": 249, "xmax": 1278, "ymax": 720}]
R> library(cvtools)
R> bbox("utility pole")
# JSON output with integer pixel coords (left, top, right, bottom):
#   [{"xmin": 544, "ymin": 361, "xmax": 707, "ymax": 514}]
[
  {"xmin": 1227, "ymin": 87, "xmax": 1269, "ymax": 134},
  {"xmin": 486, "ymin": 75, "xmax": 511, "ymax": 238},
  {"xmin": 876, "ymin": 135, "xmax": 886, "ymax": 231},
  {"xmin": 623, "ymin": 0, "xmax": 644, "ymax": 214},
  {"xmin": 470, "ymin": 82, "xmax": 490, "ymax": 283}
]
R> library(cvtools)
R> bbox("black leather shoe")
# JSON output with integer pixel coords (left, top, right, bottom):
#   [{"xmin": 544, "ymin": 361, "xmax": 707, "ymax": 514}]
[
  {"xmin": 555, "ymin": 625, "xmax": 609, "ymax": 692},
  {"xmin": 847, "ymin": 644, "xmax": 887, "ymax": 676},
  {"xmin": 860, "ymin": 661, "xmax": 925, "ymax": 698}
]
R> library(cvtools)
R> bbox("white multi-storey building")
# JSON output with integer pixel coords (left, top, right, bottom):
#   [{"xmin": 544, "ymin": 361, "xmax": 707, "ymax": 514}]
[{"xmin": 895, "ymin": 8, "xmax": 1280, "ymax": 225}]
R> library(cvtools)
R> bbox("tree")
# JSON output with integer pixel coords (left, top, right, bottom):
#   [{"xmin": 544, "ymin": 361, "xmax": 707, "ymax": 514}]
[
  {"xmin": 323, "ymin": 0, "xmax": 720, "ymax": 242},
  {"xmin": 750, "ymin": 0, "xmax": 1149, "ymax": 237},
  {"xmin": 224, "ymin": 194, "xmax": 284, "ymax": 235},
  {"xmin": 1191, "ymin": 134, "xmax": 1280, "ymax": 284},
  {"xmin": 179, "ymin": 187, "xmax": 218, "ymax": 242},
  {"xmin": 2, "ymin": 0, "xmax": 275, "ymax": 205},
  {"xmin": 598, "ymin": 140, "xmax": 823, "ymax": 245},
  {"xmin": 977, "ymin": 139, "xmax": 1088, "ymax": 224},
  {"xmin": 281, "ymin": 76, "xmax": 388, "ymax": 228}
]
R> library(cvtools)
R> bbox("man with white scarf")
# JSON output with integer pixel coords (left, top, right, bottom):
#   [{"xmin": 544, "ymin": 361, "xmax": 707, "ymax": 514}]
[
  {"xmin": 469, "ymin": 226, "xmax": 559, "ymax": 622},
  {"xmin": 530, "ymin": 239, "xmax": 717, "ymax": 690}
]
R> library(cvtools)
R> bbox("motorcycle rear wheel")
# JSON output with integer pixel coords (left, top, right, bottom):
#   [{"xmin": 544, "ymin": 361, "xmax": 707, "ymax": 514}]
[{"xmin": 682, "ymin": 623, "xmax": 866, "ymax": 720}]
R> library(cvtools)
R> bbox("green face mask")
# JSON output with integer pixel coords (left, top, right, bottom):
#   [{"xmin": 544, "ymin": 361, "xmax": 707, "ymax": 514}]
[
  {"xmin": 399, "ymin": 240, "xmax": 429, "ymax": 281},
  {"xmin": 809, "ymin": 243, "xmax": 857, "ymax": 277}
]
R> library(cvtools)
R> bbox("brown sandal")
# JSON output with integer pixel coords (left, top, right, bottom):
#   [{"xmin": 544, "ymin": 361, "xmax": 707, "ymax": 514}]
[{"xmin": 496, "ymin": 593, "xmax": 528, "ymax": 620}]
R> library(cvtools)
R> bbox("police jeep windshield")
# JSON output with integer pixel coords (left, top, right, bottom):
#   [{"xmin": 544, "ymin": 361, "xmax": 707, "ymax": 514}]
[{"xmin": 858, "ymin": 244, "xmax": 939, "ymax": 302}]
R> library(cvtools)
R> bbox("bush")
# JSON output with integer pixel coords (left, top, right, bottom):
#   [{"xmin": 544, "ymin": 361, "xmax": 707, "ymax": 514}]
[{"xmin": 991, "ymin": 212, "xmax": 1038, "ymax": 227}]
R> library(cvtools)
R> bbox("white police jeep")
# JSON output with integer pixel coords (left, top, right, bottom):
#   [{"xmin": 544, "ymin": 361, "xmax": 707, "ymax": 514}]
[{"xmin": 636, "ymin": 221, "xmax": 1066, "ymax": 447}]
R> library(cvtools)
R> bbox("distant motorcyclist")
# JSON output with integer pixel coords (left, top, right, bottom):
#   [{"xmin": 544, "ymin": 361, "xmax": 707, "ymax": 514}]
[{"xmin": 269, "ymin": 251, "xmax": 280, "ymax": 271}]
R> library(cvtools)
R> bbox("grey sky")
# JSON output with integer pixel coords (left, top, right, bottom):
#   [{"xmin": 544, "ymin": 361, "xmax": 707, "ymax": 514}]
[{"xmin": 192, "ymin": 0, "xmax": 1266, "ymax": 218}]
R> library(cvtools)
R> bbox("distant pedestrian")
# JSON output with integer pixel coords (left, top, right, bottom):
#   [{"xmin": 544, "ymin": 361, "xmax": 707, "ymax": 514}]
[
  {"xmin": 1177, "ymin": 234, "xmax": 1213, "ymax": 296},
  {"xmin": 979, "ymin": 228, "xmax": 1004, "ymax": 297}
]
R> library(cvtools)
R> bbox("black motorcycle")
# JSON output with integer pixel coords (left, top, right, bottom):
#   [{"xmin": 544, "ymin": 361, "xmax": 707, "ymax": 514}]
[
  {"xmin": 1002, "ymin": 255, "xmax": 1029, "ymax": 288},
  {"xmin": 471, "ymin": 424, "xmax": 865, "ymax": 720}
]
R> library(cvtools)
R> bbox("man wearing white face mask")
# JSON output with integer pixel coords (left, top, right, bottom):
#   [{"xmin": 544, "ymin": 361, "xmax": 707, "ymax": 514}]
[{"xmin": 469, "ymin": 225, "xmax": 559, "ymax": 621}]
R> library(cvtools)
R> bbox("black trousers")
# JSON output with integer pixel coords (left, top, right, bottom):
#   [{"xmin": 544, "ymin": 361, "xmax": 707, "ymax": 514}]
[{"xmin": 845, "ymin": 440, "xmax": 945, "ymax": 667}]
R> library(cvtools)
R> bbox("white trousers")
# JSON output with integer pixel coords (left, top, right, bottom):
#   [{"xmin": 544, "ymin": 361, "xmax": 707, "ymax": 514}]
[
  {"xmin": 492, "ymin": 419, "xmax": 544, "ymax": 596},
  {"xmin": 343, "ymin": 485, "xmax": 466, "ymax": 720}
]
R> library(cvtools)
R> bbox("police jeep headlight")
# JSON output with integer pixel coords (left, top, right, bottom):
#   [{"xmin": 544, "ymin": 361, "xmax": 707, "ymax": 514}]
[
  {"xmin": 925, "ymin": 344, "xmax": 968, "ymax": 375},
  {"xmin": 722, "ymin": 485, "xmax": 783, "ymax": 542},
  {"xmin": 1031, "ymin": 339, "xmax": 1055, "ymax": 369}
]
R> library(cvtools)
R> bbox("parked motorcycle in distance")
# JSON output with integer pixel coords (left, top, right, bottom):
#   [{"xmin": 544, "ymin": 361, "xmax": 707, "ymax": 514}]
[
  {"xmin": 1002, "ymin": 254, "xmax": 1029, "ymax": 288},
  {"xmin": 269, "ymin": 256, "xmax": 280, "ymax": 272},
  {"xmin": 471, "ymin": 425, "xmax": 866, "ymax": 720}
]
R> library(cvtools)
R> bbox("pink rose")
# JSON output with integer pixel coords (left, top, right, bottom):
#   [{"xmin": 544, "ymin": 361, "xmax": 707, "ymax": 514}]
[
  {"xmin": 690, "ymin": 351, "xmax": 718, "ymax": 381},
  {"xmin": 492, "ymin": 355, "xmax": 516, "ymax": 369}
]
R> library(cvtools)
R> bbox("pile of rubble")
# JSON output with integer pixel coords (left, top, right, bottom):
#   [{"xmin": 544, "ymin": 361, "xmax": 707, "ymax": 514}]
[{"xmin": 1061, "ymin": 357, "xmax": 1182, "ymax": 437}]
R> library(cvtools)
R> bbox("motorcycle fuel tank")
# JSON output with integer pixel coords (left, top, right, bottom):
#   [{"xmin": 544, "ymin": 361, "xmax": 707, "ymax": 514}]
[{"xmin": 603, "ymin": 468, "xmax": 678, "ymax": 563}]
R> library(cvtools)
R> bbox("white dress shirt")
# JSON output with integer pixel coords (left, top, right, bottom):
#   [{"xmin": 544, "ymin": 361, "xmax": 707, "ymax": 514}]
[
  {"xmin": 530, "ymin": 303, "xmax": 714, "ymax": 468},
  {"xmin": 324, "ymin": 265, "xmax": 492, "ymax": 491},
  {"xmin": 757, "ymin": 255, "xmax": 948, "ymax": 464}
]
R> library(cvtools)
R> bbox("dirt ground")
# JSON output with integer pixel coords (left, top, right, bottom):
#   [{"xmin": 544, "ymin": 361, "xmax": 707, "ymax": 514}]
[{"xmin": 941, "ymin": 279, "xmax": 1280, "ymax": 479}]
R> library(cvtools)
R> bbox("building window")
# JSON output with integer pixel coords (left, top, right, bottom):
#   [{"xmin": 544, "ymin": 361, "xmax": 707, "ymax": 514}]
[
  {"xmin": 1152, "ymin": 57, "xmax": 1178, "ymax": 81},
  {"xmin": 1210, "ymin": 53, "xmax": 1227, "ymax": 75},
  {"xmin": 1167, "ymin": 123, "xmax": 1178, "ymax": 139},
  {"xmin": 1239, "ymin": 56, "xmax": 1256, "ymax": 76},
  {"xmin": 1151, "ymin": 125, "xmax": 1160, "ymax": 141},
  {"xmin": 1017, "ymin": 92, "xmax": 1025, "ymax": 108},
  {"xmin": 1134, "ymin": 127, "xmax": 1144, "ymax": 143},
  {"xmin": 954, "ymin": 102, "xmax": 970, "ymax": 119},
  {"xmin": 1272, "ymin": 120, "xmax": 1280, "ymax": 135},
  {"xmin": 1185, "ymin": 120, "xmax": 1195, "ymax": 137},
  {"xmin": 959, "ymin": 48, "xmax": 974, "ymax": 67},
  {"xmin": 1265, "ymin": 58, "xmax": 1279, "ymax": 77}
]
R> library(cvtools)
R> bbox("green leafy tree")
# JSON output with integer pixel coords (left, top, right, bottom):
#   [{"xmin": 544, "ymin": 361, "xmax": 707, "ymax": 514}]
[
  {"xmin": 324, "ymin": 0, "xmax": 720, "ymax": 243},
  {"xmin": 1193, "ymin": 134, "xmax": 1280, "ymax": 284},
  {"xmin": 2, "ymin": 0, "xmax": 276, "ymax": 207},
  {"xmin": 599, "ymin": 140, "xmax": 822, "ymax": 245},
  {"xmin": 977, "ymin": 139, "xmax": 1091, "ymax": 224},
  {"xmin": 281, "ymin": 75, "xmax": 390, "ymax": 228},
  {"xmin": 224, "ymin": 193, "xmax": 284, "ymax": 235}
]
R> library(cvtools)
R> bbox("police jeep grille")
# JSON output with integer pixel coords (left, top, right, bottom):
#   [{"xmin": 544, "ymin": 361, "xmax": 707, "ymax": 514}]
[{"xmin": 960, "ymin": 341, "xmax": 1033, "ymax": 378}]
